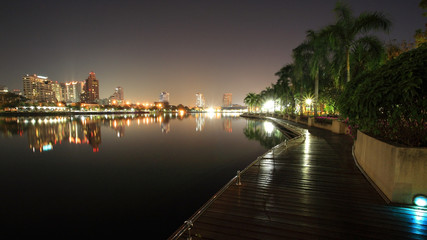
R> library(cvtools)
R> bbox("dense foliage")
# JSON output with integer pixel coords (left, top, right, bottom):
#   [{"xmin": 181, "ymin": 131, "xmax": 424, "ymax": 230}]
[
  {"xmin": 244, "ymin": 2, "xmax": 391, "ymax": 116},
  {"xmin": 338, "ymin": 44, "xmax": 427, "ymax": 147}
]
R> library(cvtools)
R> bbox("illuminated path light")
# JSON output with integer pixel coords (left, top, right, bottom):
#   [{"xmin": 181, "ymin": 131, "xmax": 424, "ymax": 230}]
[
  {"xmin": 262, "ymin": 100, "xmax": 274, "ymax": 112},
  {"xmin": 414, "ymin": 195, "xmax": 427, "ymax": 207}
]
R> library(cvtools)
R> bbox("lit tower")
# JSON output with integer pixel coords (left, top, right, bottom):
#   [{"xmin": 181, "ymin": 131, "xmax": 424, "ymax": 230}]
[
  {"xmin": 159, "ymin": 91, "xmax": 169, "ymax": 103},
  {"xmin": 115, "ymin": 86, "xmax": 124, "ymax": 100},
  {"xmin": 82, "ymin": 72, "xmax": 99, "ymax": 103},
  {"xmin": 223, "ymin": 93, "xmax": 232, "ymax": 107},
  {"xmin": 195, "ymin": 93, "xmax": 205, "ymax": 108}
]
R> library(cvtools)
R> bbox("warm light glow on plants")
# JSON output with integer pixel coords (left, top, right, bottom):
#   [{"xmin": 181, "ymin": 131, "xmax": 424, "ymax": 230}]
[{"xmin": 263, "ymin": 100, "xmax": 274, "ymax": 112}]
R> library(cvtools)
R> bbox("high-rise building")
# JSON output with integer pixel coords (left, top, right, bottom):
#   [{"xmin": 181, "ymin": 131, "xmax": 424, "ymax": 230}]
[
  {"xmin": 110, "ymin": 86, "xmax": 124, "ymax": 104},
  {"xmin": 195, "ymin": 93, "xmax": 205, "ymax": 108},
  {"xmin": 23, "ymin": 74, "xmax": 55, "ymax": 103},
  {"xmin": 115, "ymin": 86, "xmax": 124, "ymax": 100},
  {"xmin": 64, "ymin": 81, "xmax": 83, "ymax": 103},
  {"xmin": 159, "ymin": 91, "xmax": 169, "ymax": 103},
  {"xmin": 223, "ymin": 93, "xmax": 232, "ymax": 107},
  {"xmin": 51, "ymin": 81, "xmax": 63, "ymax": 102},
  {"xmin": 81, "ymin": 72, "xmax": 99, "ymax": 103}
]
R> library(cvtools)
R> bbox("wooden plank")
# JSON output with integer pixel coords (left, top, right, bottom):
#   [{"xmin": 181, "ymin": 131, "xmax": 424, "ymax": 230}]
[{"xmin": 173, "ymin": 121, "xmax": 427, "ymax": 239}]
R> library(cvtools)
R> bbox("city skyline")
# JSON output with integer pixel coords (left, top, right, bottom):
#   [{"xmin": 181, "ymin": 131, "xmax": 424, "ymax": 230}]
[{"xmin": 0, "ymin": 1, "xmax": 424, "ymax": 106}]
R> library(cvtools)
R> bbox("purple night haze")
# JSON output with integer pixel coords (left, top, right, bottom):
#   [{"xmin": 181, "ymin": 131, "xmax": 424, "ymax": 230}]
[{"xmin": 0, "ymin": 0, "xmax": 424, "ymax": 106}]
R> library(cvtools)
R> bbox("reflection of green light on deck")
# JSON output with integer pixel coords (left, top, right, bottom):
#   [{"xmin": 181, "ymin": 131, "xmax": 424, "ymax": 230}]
[{"xmin": 414, "ymin": 195, "xmax": 427, "ymax": 207}]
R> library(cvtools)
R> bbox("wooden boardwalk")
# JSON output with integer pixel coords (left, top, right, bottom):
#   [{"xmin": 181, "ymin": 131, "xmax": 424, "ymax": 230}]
[{"xmin": 170, "ymin": 118, "xmax": 427, "ymax": 239}]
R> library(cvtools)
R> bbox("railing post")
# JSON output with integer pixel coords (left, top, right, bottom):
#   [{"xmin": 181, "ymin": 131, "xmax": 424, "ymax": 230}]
[
  {"xmin": 236, "ymin": 170, "xmax": 242, "ymax": 186},
  {"xmin": 184, "ymin": 220, "xmax": 193, "ymax": 240}
]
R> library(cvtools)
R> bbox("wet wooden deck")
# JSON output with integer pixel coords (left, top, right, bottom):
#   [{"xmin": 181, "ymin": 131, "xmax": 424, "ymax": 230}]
[{"xmin": 171, "ymin": 119, "xmax": 427, "ymax": 239}]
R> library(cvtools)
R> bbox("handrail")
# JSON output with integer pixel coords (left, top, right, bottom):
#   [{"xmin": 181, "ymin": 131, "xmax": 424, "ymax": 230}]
[{"xmin": 168, "ymin": 115, "xmax": 305, "ymax": 240}]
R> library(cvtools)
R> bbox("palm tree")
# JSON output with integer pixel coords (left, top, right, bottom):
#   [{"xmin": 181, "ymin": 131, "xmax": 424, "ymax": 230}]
[
  {"xmin": 244, "ymin": 93, "xmax": 257, "ymax": 112},
  {"xmin": 350, "ymin": 35, "xmax": 386, "ymax": 79},
  {"xmin": 274, "ymin": 64, "xmax": 293, "ymax": 112},
  {"xmin": 322, "ymin": 1, "xmax": 391, "ymax": 83},
  {"xmin": 298, "ymin": 30, "xmax": 331, "ymax": 116}
]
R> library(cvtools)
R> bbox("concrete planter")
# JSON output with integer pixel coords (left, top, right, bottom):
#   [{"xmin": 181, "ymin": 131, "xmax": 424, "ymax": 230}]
[
  {"xmin": 354, "ymin": 130, "xmax": 427, "ymax": 204},
  {"xmin": 308, "ymin": 119, "xmax": 348, "ymax": 134}
]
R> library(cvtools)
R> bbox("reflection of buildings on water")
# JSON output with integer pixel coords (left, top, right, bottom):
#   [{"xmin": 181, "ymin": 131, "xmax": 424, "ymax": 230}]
[
  {"xmin": 223, "ymin": 118, "xmax": 232, "ymax": 133},
  {"xmin": 27, "ymin": 118, "xmax": 69, "ymax": 152},
  {"xmin": 84, "ymin": 121, "xmax": 102, "ymax": 152},
  {"xmin": 195, "ymin": 113, "xmax": 205, "ymax": 132},
  {"xmin": 110, "ymin": 119, "xmax": 126, "ymax": 138},
  {"xmin": 25, "ymin": 117, "xmax": 102, "ymax": 152},
  {"xmin": 161, "ymin": 116, "xmax": 170, "ymax": 133},
  {"xmin": 0, "ymin": 117, "xmax": 102, "ymax": 153},
  {"xmin": 0, "ymin": 113, "xmax": 200, "ymax": 152}
]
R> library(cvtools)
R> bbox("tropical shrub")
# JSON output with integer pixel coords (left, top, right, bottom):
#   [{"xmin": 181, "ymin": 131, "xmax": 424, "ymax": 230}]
[
  {"xmin": 338, "ymin": 43, "xmax": 427, "ymax": 147},
  {"xmin": 314, "ymin": 116, "xmax": 337, "ymax": 125}
]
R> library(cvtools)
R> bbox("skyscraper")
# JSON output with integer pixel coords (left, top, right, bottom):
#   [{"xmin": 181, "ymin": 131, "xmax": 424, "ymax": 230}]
[
  {"xmin": 22, "ymin": 74, "xmax": 55, "ymax": 103},
  {"xmin": 110, "ymin": 86, "xmax": 124, "ymax": 100},
  {"xmin": 51, "ymin": 81, "xmax": 63, "ymax": 102},
  {"xmin": 115, "ymin": 87, "xmax": 124, "ymax": 100},
  {"xmin": 159, "ymin": 92, "xmax": 169, "ymax": 103},
  {"xmin": 223, "ymin": 93, "xmax": 232, "ymax": 107},
  {"xmin": 109, "ymin": 86, "xmax": 124, "ymax": 105},
  {"xmin": 195, "ymin": 93, "xmax": 205, "ymax": 108},
  {"xmin": 64, "ymin": 81, "xmax": 84, "ymax": 103},
  {"xmin": 81, "ymin": 72, "xmax": 99, "ymax": 103}
]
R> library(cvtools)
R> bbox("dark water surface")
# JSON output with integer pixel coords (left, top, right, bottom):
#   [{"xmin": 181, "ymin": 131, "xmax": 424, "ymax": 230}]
[{"xmin": 0, "ymin": 113, "xmax": 287, "ymax": 238}]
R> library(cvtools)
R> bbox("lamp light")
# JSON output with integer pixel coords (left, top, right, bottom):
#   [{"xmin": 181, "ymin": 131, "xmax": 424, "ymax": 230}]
[{"xmin": 414, "ymin": 195, "xmax": 427, "ymax": 207}]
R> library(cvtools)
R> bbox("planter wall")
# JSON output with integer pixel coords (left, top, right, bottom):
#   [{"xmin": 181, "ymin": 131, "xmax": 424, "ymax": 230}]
[
  {"xmin": 354, "ymin": 130, "xmax": 427, "ymax": 204},
  {"xmin": 307, "ymin": 118, "xmax": 348, "ymax": 134}
]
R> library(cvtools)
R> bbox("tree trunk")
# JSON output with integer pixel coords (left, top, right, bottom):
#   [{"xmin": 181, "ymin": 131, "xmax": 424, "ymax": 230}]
[{"xmin": 314, "ymin": 70, "xmax": 319, "ymax": 116}]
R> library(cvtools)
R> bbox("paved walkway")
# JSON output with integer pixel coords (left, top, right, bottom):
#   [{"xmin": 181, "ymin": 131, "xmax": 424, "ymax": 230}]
[{"xmin": 172, "ymin": 118, "xmax": 427, "ymax": 239}]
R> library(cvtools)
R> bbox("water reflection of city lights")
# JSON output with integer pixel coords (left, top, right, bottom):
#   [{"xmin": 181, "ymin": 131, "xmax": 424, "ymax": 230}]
[
  {"xmin": 207, "ymin": 112, "xmax": 215, "ymax": 119},
  {"xmin": 1, "ymin": 114, "xmax": 210, "ymax": 153},
  {"xmin": 42, "ymin": 144, "xmax": 53, "ymax": 151}
]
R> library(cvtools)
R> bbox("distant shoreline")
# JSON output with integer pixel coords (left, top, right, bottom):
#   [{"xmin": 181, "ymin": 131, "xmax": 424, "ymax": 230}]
[{"xmin": 0, "ymin": 111, "xmax": 152, "ymax": 117}]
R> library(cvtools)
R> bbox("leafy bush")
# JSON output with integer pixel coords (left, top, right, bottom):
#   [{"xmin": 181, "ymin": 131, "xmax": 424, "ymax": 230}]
[
  {"xmin": 314, "ymin": 116, "xmax": 337, "ymax": 124},
  {"xmin": 338, "ymin": 43, "xmax": 427, "ymax": 147}
]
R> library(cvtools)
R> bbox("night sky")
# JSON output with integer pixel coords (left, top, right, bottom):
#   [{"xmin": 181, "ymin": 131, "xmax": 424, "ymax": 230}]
[{"xmin": 0, "ymin": 0, "xmax": 424, "ymax": 106}]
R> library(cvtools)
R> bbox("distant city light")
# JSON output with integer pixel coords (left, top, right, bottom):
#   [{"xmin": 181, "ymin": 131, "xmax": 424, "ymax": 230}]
[
  {"xmin": 414, "ymin": 195, "xmax": 427, "ymax": 207},
  {"xmin": 207, "ymin": 107, "xmax": 215, "ymax": 113}
]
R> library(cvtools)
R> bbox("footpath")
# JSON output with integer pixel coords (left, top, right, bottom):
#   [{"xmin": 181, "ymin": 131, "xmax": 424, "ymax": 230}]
[{"xmin": 170, "ymin": 117, "xmax": 426, "ymax": 239}]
